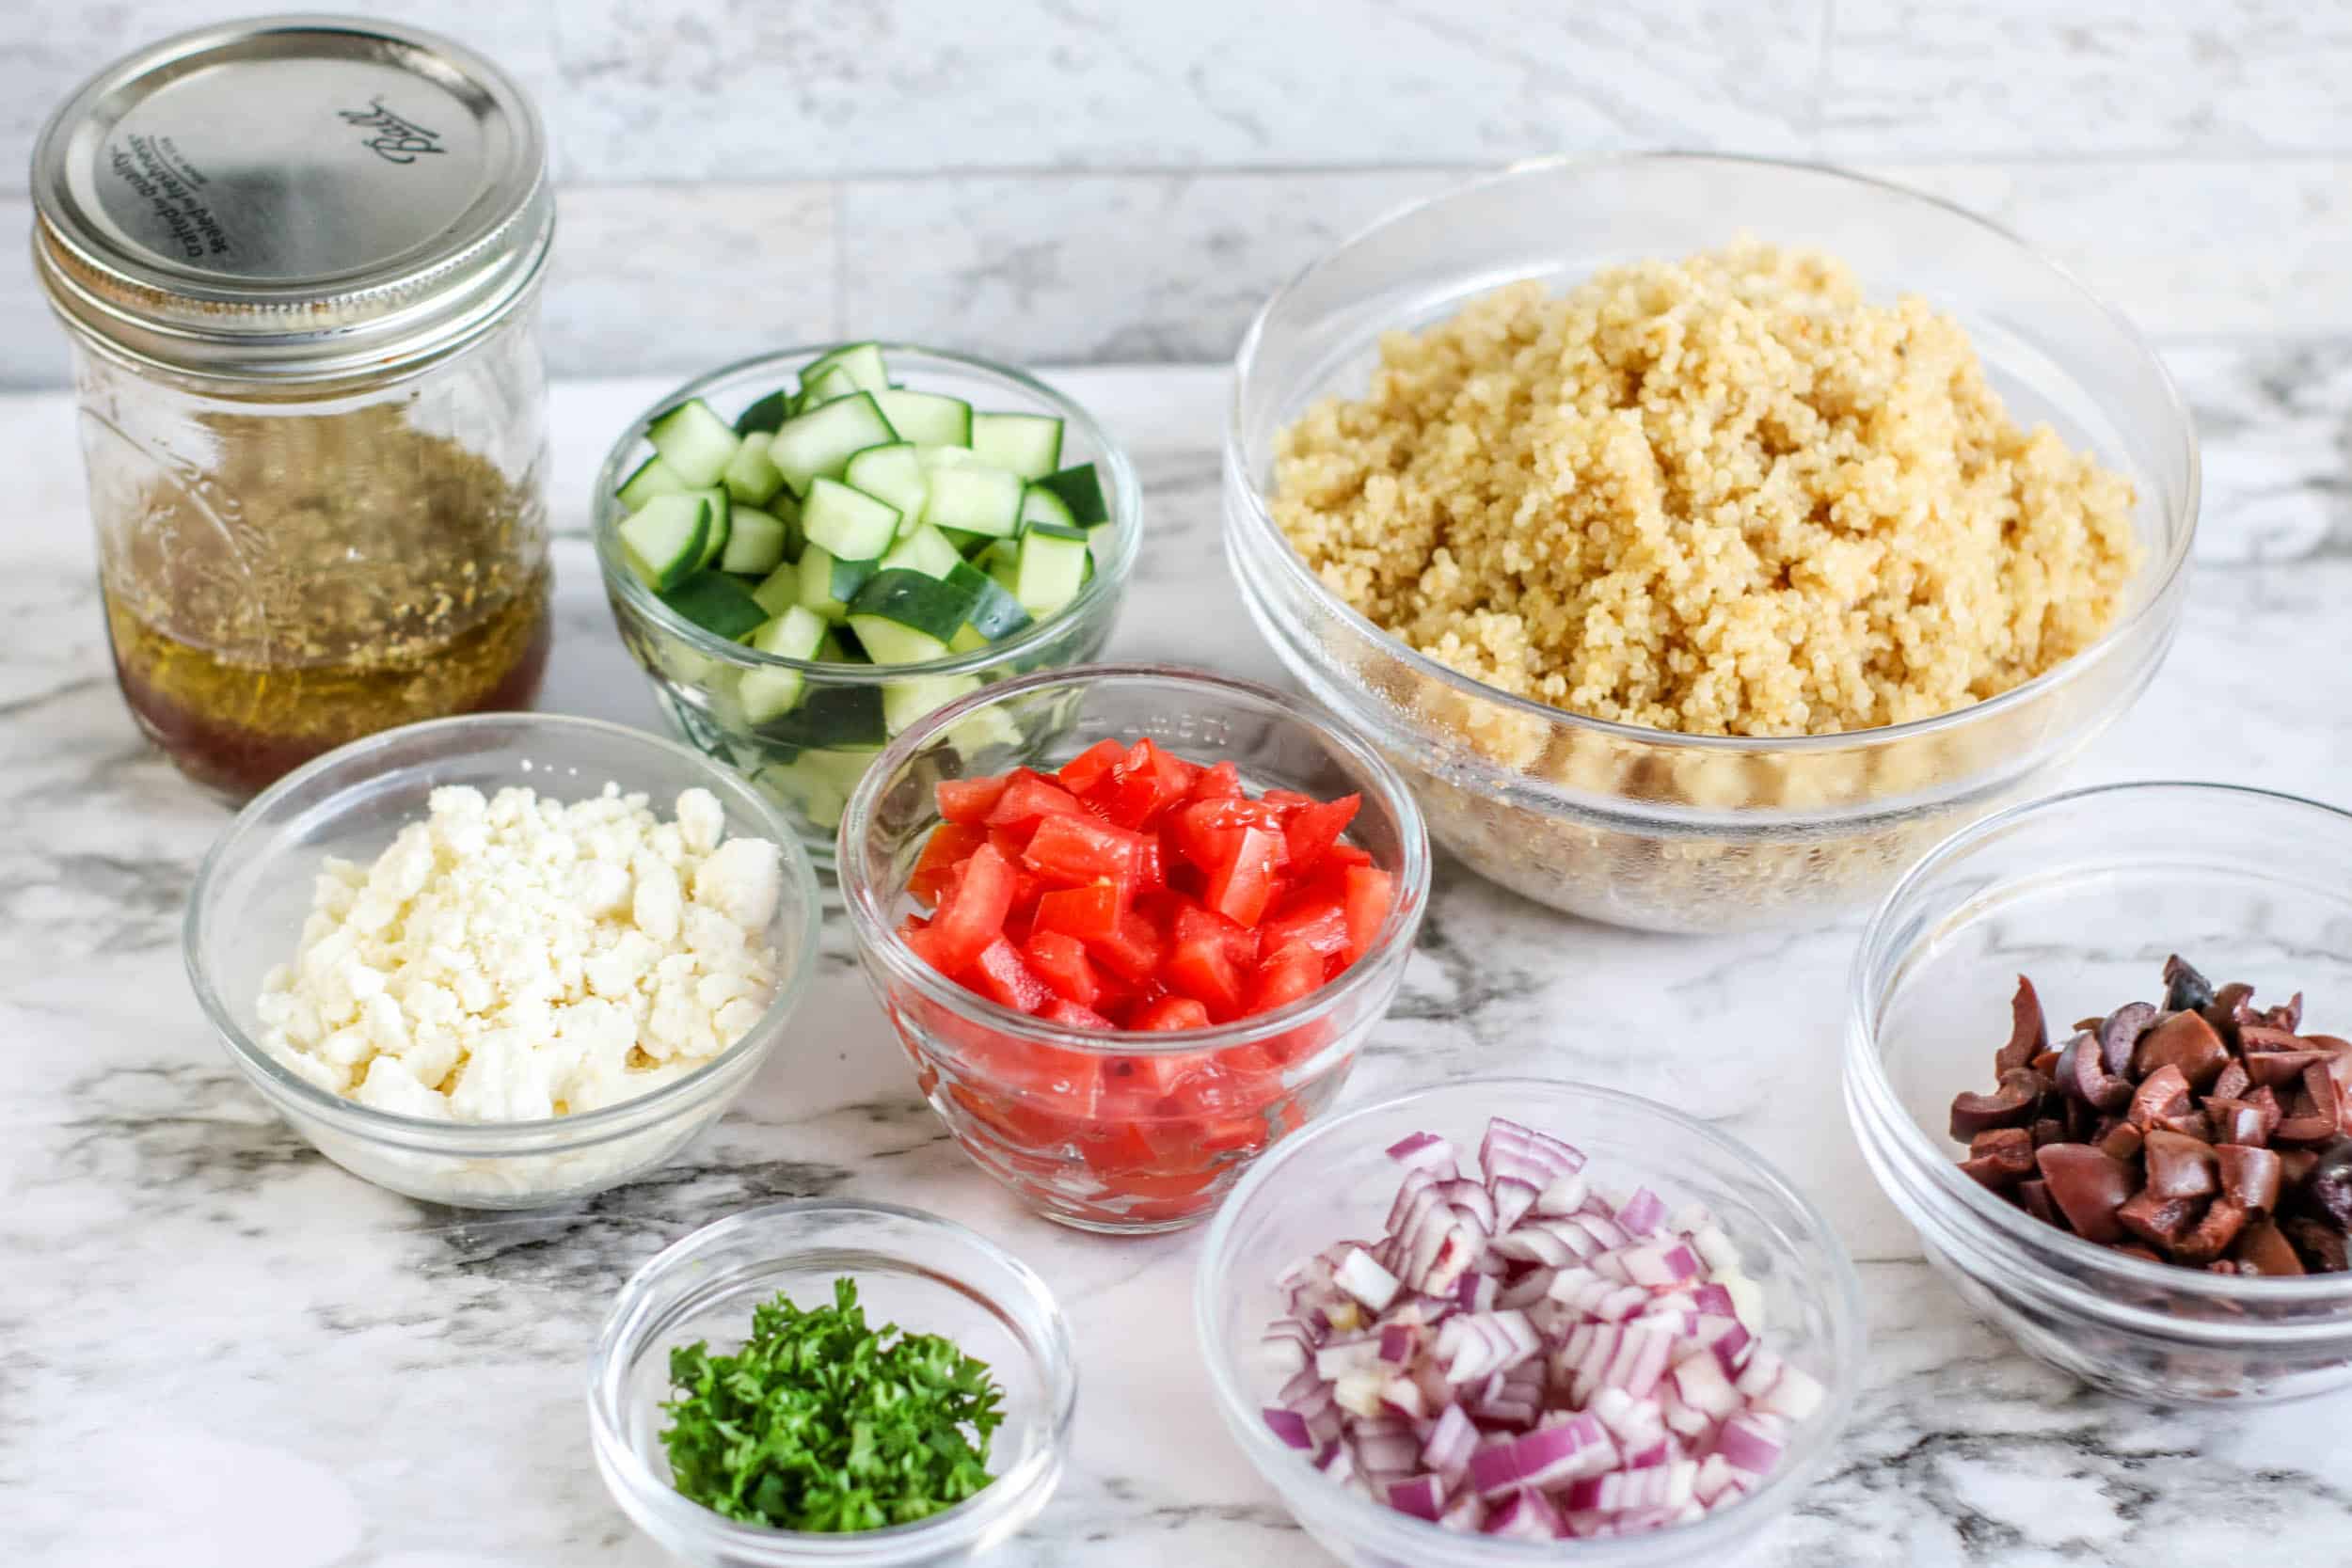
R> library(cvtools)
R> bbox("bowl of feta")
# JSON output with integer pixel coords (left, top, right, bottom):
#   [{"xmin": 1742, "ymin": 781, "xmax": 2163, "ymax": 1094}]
[{"xmin": 184, "ymin": 712, "xmax": 823, "ymax": 1208}]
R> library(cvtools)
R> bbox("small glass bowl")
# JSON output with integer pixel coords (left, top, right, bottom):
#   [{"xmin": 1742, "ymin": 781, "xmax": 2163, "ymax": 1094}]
[
  {"xmin": 587, "ymin": 1199, "xmax": 1077, "ymax": 1567},
  {"xmin": 1196, "ymin": 1078, "xmax": 1865, "ymax": 1567},
  {"xmin": 184, "ymin": 712, "xmax": 823, "ymax": 1209},
  {"xmin": 1225, "ymin": 153, "xmax": 2199, "ymax": 934},
  {"xmin": 1847, "ymin": 781, "xmax": 2352, "ymax": 1404},
  {"xmin": 593, "ymin": 345, "xmax": 1144, "ymax": 874},
  {"xmin": 837, "ymin": 664, "xmax": 1431, "ymax": 1233}
]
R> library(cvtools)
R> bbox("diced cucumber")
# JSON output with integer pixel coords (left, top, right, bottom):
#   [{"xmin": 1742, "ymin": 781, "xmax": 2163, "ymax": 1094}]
[
  {"xmin": 758, "ymin": 760, "xmax": 847, "ymax": 832},
  {"xmin": 880, "ymin": 524, "xmax": 965, "ymax": 580},
  {"xmin": 646, "ymin": 398, "xmax": 741, "ymax": 487},
  {"xmin": 849, "ymin": 569, "xmax": 979, "ymax": 653},
  {"xmin": 735, "ymin": 388, "xmax": 795, "ymax": 436},
  {"xmin": 979, "ymin": 537, "xmax": 1022, "ymax": 595},
  {"xmin": 875, "ymin": 388, "xmax": 972, "ymax": 448},
  {"xmin": 768, "ymin": 393, "xmax": 899, "ymax": 497},
  {"xmin": 801, "ymin": 478, "xmax": 901, "ymax": 562},
  {"xmin": 919, "ymin": 445, "xmax": 988, "ymax": 472},
  {"xmin": 803, "ymin": 342, "xmax": 891, "ymax": 395},
  {"xmin": 971, "ymin": 411, "xmax": 1065, "ymax": 481},
  {"xmin": 947, "ymin": 561, "xmax": 1032, "ymax": 640},
  {"xmin": 799, "ymin": 363, "xmax": 861, "ymax": 408},
  {"xmin": 737, "ymin": 604, "xmax": 830, "ymax": 722},
  {"xmin": 922, "ymin": 463, "xmax": 1025, "ymax": 538},
  {"xmin": 1018, "ymin": 482, "xmax": 1076, "ymax": 533},
  {"xmin": 752, "ymin": 560, "xmax": 801, "ymax": 618},
  {"xmin": 1085, "ymin": 521, "xmax": 1115, "ymax": 566},
  {"xmin": 754, "ymin": 686, "xmax": 886, "ymax": 749},
  {"xmin": 883, "ymin": 673, "xmax": 981, "ymax": 736},
  {"xmin": 720, "ymin": 507, "xmax": 790, "ymax": 576},
  {"xmin": 797, "ymin": 543, "xmax": 852, "ymax": 621},
  {"xmin": 618, "ymin": 454, "xmax": 689, "ymax": 511},
  {"xmin": 661, "ymin": 571, "xmax": 768, "ymax": 640},
  {"xmin": 947, "ymin": 624, "xmax": 989, "ymax": 655},
  {"xmin": 843, "ymin": 442, "xmax": 930, "ymax": 530},
  {"xmin": 619, "ymin": 494, "xmax": 709, "ymax": 590},
  {"xmin": 722, "ymin": 433, "xmax": 786, "ymax": 505},
  {"xmin": 1015, "ymin": 525, "xmax": 1091, "ymax": 617},
  {"xmin": 1036, "ymin": 462, "xmax": 1108, "ymax": 525},
  {"xmin": 688, "ymin": 485, "xmax": 732, "ymax": 568}
]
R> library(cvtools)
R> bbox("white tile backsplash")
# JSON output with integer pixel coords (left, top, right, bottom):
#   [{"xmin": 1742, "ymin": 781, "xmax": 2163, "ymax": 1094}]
[{"xmin": 4, "ymin": 0, "xmax": 2348, "ymax": 384}]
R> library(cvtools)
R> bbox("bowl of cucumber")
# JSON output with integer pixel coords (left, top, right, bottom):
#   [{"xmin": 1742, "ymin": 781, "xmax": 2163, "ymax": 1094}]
[{"xmin": 593, "ymin": 342, "xmax": 1143, "ymax": 873}]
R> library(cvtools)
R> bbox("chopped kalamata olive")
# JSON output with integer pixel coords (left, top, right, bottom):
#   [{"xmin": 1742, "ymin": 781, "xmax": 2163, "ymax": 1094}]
[
  {"xmin": 2142, "ymin": 1129, "xmax": 2220, "ymax": 1199},
  {"xmin": 2273, "ymin": 1066, "xmax": 2342, "ymax": 1145},
  {"xmin": 2247, "ymin": 1049, "xmax": 2327, "ymax": 1090},
  {"xmin": 2284, "ymin": 1216, "xmax": 2350, "ymax": 1274},
  {"xmin": 2280, "ymin": 1147, "xmax": 2320, "ymax": 1191},
  {"xmin": 2036, "ymin": 1144, "xmax": 2138, "ymax": 1243},
  {"xmin": 2018, "ymin": 1178, "xmax": 2060, "ymax": 1227},
  {"xmin": 2266, "ymin": 993, "xmax": 2306, "ymax": 1034},
  {"xmin": 2097, "ymin": 1121, "xmax": 2145, "ymax": 1162},
  {"xmin": 2116, "ymin": 1188, "xmax": 2203, "ymax": 1252},
  {"xmin": 2209, "ymin": 1059, "xmax": 2251, "ymax": 1103},
  {"xmin": 1961, "ymin": 1126, "xmax": 2036, "ymax": 1188},
  {"xmin": 2029, "ymin": 1116, "xmax": 2068, "ymax": 1148},
  {"xmin": 2215, "ymin": 1144, "xmax": 2283, "ymax": 1213},
  {"xmin": 2245, "ymin": 1085, "xmax": 2285, "ymax": 1141},
  {"xmin": 2058, "ymin": 1032, "xmax": 2134, "ymax": 1113},
  {"xmin": 1996, "ymin": 975, "xmax": 2047, "ymax": 1074},
  {"xmin": 2207, "ymin": 1098, "xmax": 2268, "ymax": 1147},
  {"xmin": 2239, "ymin": 1025, "xmax": 2311, "ymax": 1060},
  {"xmin": 1949, "ymin": 1068, "xmax": 2048, "ymax": 1141},
  {"xmin": 2162, "ymin": 954, "xmax": 2216, "ymax": 1015},
  {"xmin": 2127, "ymin": 1064, "xmax": 2194, "ymax": 1130},
  {"xmin": 2171, "ymin": 1197, "xmax": 2249, "ymax": 1264},
  {"xmin": 2112, "ymin": 1242, "xmax": 2166, "ymax": 1264},
  {"xmin": 2098, "ymin": 1002, "xmax": 2158, "ymax": 1076},
  {"xmin": 2297, "ymin": 1138, "xmax": 2352, "ymax": 1232},
  {"xmin": 2233, "ymin": 1219, "xmax": 2307, "ymax": 1275},
  {"xmin": 2205, "ymin": 981, "xmax": 2255, "ymax": 1047},
  {"xmin": 2133, "ymin": 1010, "xmax": 2230, "ymax": 1090}
]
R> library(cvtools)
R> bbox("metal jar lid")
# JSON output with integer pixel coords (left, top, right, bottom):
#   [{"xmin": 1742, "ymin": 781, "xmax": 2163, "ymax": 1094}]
[{"xmin": 29, "ymin": 13, "xmax": 553, "ymax": 384}]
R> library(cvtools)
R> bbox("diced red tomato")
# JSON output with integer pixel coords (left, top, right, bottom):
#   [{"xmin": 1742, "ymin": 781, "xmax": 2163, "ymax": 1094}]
[
  {"xmin": 1250, "ymin": 940, "xmax": 1327, "ymax": 1013},
  {"xmin": 928, "ymin": 842, "xmax": 1016, "ymax": 974},
  {"xmin": 1203, "ymin": 825, "xmax": 1286, "ymax": 927},
  {"xmin": 1033, "ymin": 880, "xmax": 1124, "ymax": 942},
  {"xmin": 1025, "ymin": 929, "xmax": 1101, "ymax": 1007},
  {"xmin": 1190, "ymin": 759, "xmax": 1243, "ymax": 800},
  {"xmin": 1020, "ymin": 811, "xmax": 1145, "ymax": 889},
  {"xmin": 971, "ymin": 937, "xmax": 1053, "ymax": 1014},
  {"xmin": 895, "ymin": 742, "xmax": 1391, "ymax": 1214},
  {"xmin": 1282, "ymin": 793, "xmax": 1360, "ymax": 875},
  {"xmin": 1057, "ymin": 737, "xmax": 1127, "ymax": 797},
  {"xmin": 1342, "ymin": 864, "xmax": 1393, "ymax": 963},
  {"xmin": 936, "ymin": 775, "xmax": 1009, "ymax": 825},
  {"xmin": 1132, "ymin": 994, "xmax": 1212, "ymax": 1031},
  {"xmin": 909, "ymin": 822, "xmax": 987, "ymax": 906},
  {"xmin": 985, "ymin": 769, "xmax": 1090, "ymax": 832}
]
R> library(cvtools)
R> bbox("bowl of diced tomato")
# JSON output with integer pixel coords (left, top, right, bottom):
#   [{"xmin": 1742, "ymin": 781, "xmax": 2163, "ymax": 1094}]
[{"xmin": 838, "ymin": 664, "xmax": 1432, "ymax": 1232}]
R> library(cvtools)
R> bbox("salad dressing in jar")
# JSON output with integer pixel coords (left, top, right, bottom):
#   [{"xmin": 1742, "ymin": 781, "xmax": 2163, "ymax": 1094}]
[{"xmin": 31, "ymin": 17, "xmax": 556, "ymax": 798}]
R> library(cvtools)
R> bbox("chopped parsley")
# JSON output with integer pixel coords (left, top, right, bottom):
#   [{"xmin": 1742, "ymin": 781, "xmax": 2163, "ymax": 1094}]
[{"xmin": 658, "ymin": 1277, "xmax": 1006, "ymax": 1532}]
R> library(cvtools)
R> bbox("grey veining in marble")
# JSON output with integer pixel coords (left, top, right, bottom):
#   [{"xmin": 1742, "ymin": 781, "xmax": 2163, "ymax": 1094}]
[
  {"xmin": 6, "ymin": 0, "xmax": 2352, "ymax": 384},
  {"xmin": 7, "ymin": 353, "xmax": 2352, "ymax": 1566}
]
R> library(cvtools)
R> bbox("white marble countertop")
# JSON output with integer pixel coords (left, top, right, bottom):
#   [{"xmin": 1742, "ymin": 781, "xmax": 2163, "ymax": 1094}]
[{"xmin": 7, "ymin": 360, "xmax": 2352, "ymax": 1568}]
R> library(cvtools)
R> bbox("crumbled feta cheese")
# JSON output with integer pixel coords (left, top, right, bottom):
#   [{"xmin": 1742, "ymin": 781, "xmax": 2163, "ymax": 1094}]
[{"xmin": 254, "ymin": 784, "xmax": 785, "ymax": 1123}]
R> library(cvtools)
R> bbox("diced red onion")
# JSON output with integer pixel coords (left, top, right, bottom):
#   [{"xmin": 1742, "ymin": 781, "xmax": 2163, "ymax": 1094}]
[
  {"xmin": 1616, "ymin": 1186, "xmax": 1667, "ymax": 1236},
  {"xmin": 1482, "ymin": 1488, "xmax": 1565, "ymax": 1541},
  {"xmin": 1313, "ymin": 1337, "xmax": 1382, "ymax": 1381},
  {"xmin": 1669, "ymin": 1347, "xmax": 1743, "ymax": 1418},
  {"xmin": 1336, "ymin": 1246, "xmax": 1402, "ymax": 1312},
  {"xmin": 1438, "ymin": 1179, "xmax": 1498, "ymax": 1234},
  {"xmin": 1618, "ymin": 1239, "xmax": 1704, "ymax": 1287},
  {"xmin": 1691, "ymin": 1281, "xmax": 1736, "ymax": 1318},
  {"xmin": 1491, "ymin": 1177, "xmax": 1540, "ymax": 1232},
  {"xmin": 1422, "ymin": 1402, "xmax": 1479, "ymax": 1478},
  {"xmin": 1713, "ymin": 1411, "xmax": 1788, "ymax": 1476},
  {"xmin": 1387, "ymin": 1474, "xmax": 1447, "ymax": 1522},
  {"xmin": 1438, "ymin": 1492, "xmax": 1486, "ymax": 1533},
  {"xmin": 1532, "ymin": 1170, "xmax": 1589, "ymax": 1216},
  {"xmin": 1387, "ymin": 1132, "xmax": 1458, "ymax": 1174},
  {"xmin": 1263, "ymin": 1406, "xmax": 1314, "ymax": 1449}
]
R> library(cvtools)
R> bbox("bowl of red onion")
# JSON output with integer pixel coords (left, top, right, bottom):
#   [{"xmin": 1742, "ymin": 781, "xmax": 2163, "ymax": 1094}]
[{"xmin": 1193, "ymin": 1078, "xmax": 1862, "ymax": 1564}]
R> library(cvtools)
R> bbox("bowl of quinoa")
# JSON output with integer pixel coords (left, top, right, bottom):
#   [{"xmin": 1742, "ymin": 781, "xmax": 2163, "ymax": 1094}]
[{"xmin": 1225, "ymin": 155, "xmax": 2198, "ymax": 933}]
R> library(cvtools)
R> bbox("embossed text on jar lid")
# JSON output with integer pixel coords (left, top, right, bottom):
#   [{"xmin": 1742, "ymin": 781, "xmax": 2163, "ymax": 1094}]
[{"xmin": 29, "ymin": 13, "xmax": 552, "ymax": 383}]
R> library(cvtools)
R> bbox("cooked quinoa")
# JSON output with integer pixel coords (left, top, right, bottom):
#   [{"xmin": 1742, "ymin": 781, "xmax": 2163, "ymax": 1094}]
[{"xmin": 1271, "ymin": 241, "xmax": 2142, "ymax": 737}]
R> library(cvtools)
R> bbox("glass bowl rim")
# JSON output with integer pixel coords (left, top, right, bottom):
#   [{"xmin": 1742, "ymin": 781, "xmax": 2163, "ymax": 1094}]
[
  {"xmin": 1192, "ymin": 1074, "xmax": 1867, "ymax": 1561},
  {"xmin": 1846, "ymin": 777, "xmax": 2352, "ymax": 1315},
  {"xmin": 835, "ymin": 661, "xmax": 1432, "ymax": 1056},
  {"xmin": 585, "ymin": 1196, "xmax": 1079, "ymax": 1560},
  {"xmin": 592, "ymin": 341, "xmax": 1145, "ymax": 682},
  {"xmin": 183, "ymin": 710, "xmax": 825, "ymax": 1148},
  {"xmin": 1225, "ymin": 150, "xmax": 2201, "ymax": 762}
]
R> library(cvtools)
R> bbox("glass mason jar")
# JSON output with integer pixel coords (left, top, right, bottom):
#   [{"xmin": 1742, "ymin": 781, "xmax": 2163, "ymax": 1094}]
[{"xmin": 31, "ymin": 17, "xmax": 556, "ymax": 799}]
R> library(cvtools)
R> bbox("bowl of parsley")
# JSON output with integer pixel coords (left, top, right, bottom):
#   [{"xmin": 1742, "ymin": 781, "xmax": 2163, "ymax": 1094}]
[{"xmin": 589, "ymin": 1199, "xmax": 1077, "ymax": 1564}]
